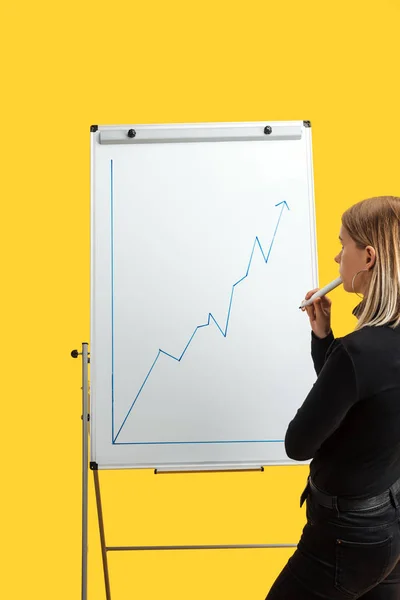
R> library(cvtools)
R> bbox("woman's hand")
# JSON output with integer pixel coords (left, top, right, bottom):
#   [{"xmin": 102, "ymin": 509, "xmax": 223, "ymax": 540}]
[{"xmin": 301, "ymin": 288, "xmax": 332, "ymax": 339}]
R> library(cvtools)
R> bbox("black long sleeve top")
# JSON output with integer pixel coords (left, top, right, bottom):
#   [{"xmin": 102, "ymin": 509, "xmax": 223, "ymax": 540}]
[{"xmin": 285, "ymin": 325, "xmax": 400, "ymax": 497}]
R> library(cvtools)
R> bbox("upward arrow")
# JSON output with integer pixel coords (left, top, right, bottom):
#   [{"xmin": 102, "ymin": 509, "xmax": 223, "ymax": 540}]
[
  {"xmin": 262, "ymin": 201, "xmax": 290, "ymax": 264},
  {"xmin": 275, "ymin": 200, "xmax": 290, "ymax": 210},
  {"xmin": 113, "ymin": 201, "xmax": 290, "ymax": 443}
]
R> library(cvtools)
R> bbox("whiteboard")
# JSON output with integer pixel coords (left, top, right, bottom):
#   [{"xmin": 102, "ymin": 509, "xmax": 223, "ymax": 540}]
[{"xmin": 90, "ymin": 121, "xmax": 318, "ymax": 470}]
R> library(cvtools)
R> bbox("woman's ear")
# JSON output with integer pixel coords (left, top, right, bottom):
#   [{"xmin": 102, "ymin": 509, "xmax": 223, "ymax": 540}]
[{"xmin": 366, "ymin": 245, "xmax": 376, "ymax": 269}]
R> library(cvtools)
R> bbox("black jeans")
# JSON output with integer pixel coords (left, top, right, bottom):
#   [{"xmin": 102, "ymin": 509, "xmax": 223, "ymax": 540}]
[{"xmin": 266, "ymin": 482, "xmax": 400, "ymax": 599}]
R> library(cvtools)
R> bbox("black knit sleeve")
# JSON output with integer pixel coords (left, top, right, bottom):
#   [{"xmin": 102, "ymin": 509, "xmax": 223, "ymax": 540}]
[
  {"xmin": 311, "ymin": 330, "xmax": 335, "ymax": 375},
  {"xmin": 285, "ymin": 340, "xmax": 358, "ymax": 461}
]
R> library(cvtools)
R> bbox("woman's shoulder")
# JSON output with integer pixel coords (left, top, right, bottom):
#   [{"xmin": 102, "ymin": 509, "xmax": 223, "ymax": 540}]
[
  {"xmin": 339, "ymin": 324, "xmax": 400, "ymax": 357},
  {"xmin": 337, "ymin": 325, "xmax": 400, "ymax": 396}
]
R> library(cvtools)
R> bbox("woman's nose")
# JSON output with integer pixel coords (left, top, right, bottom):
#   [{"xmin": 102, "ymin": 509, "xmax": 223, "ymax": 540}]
[{"xmin": 334, "ymin": 253, "xmax": 340, "ymax": 264}]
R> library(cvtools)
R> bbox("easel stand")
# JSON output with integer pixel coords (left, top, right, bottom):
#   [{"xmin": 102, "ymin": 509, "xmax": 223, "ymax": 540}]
[
  {"xmin": 72, "ymin": 343, "xmax": 296, "ymax": 600},
  {"xmin": 72, "ymin": 343, "xmax": 90, "ymax": 600}
]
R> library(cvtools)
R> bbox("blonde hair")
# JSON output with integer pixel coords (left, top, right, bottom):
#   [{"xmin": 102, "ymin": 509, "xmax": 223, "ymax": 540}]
[{"xmin": 341, "ymin": 196, "xmax": 400, "ymax": 329}]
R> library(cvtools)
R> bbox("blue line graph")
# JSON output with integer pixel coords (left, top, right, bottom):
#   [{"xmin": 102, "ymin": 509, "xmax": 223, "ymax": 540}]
[{"xmin": 112, "ymin": 193, "xmax": 290, "ymax": 444}]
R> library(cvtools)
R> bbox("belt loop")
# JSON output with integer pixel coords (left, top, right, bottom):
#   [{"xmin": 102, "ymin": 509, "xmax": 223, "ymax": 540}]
[
  {"xmin": 300, "ymin": 479, "xmax": 310, "ymax": 508},
  {"xmin": 332, "ymin": 495, "xmax": 339, "ymax": 517},
  {"xmin": 390, "ymin": 486, "xmax": 399, "ymax": 509}
]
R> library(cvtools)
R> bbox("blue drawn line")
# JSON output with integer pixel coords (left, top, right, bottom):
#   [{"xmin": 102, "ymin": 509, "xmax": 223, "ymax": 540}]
[
  {"xmin": 111, "ymin": 159, "xmax": 115, "ymax": 443},
  {"xmin": 112, "ymin": 199, "xmax": 290, "ymax": 443}
]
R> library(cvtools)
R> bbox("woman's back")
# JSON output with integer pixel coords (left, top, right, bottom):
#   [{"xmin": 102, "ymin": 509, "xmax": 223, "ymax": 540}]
[{"xmin": 310, "ymin": 325, "xmax": 400, "ymax": 497}]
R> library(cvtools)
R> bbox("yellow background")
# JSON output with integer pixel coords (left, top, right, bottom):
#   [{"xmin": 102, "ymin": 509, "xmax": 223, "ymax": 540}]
[{"xmin": 2, "ymin": 1, "xmax": 400, "ymax": 598}]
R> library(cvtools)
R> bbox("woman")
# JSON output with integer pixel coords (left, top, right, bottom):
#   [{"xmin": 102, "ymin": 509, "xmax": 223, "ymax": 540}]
[{"xmin": 266, "ymin": 196, "xmax": 400, "ymax": 599}]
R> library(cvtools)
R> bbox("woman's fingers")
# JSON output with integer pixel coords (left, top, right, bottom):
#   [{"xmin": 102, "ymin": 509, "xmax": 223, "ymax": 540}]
[
  {"xmin": 301, "ymin": 289, "xmax": 332, "ymax": 317},
  {"xmin": 305, "ymin": 303, "xmax": 316, "ymax": 321},
  {"xmin": 305, "ymin": 288, "xmax": 319, "ymax": 300},
  {"xmin": 300, "ymin": 288, "xmax": 319, "ymax": 312},
  {"xmin": 319, "ymin": 296, "xmax": 332, "ymax": 317},
  {"xmin": 314, "ymin": 297, "xmax": 323, "ymax": 316},
  {"xmin": 321, "ymin": 295, "xmax": 332, "ymax": 308},
  {"xmin": 302, "ymin": 288, "xmax": 332, "ymax": 339},
  {"xmin": 306, "ymin": 297, "xmax": 329, "ymax": 321}
]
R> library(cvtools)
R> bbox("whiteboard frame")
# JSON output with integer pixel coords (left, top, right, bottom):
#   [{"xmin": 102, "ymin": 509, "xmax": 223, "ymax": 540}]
[{"xmin": 90, "ymin": 120, "xmax": 318, "ymax": 470}]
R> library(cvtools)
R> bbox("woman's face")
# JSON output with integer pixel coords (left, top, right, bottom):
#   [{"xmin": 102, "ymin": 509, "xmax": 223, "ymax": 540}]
[{"xmin": 334, "ymin": 226, "xmax": 375, "ymax": 293}]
